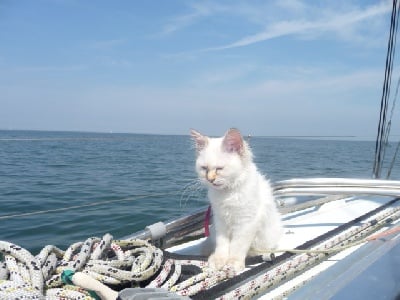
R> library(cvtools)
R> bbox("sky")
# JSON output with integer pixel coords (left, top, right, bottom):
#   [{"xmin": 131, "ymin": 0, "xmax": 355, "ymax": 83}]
[{"xmin": 0, "ymin": 0, "xmax": 399, "ymax": 139}]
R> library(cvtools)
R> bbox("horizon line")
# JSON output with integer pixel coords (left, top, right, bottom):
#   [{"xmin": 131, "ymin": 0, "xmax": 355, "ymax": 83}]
[{"xmin": 0, "ymin": 128, "xmax": 382, "ymax": 140}]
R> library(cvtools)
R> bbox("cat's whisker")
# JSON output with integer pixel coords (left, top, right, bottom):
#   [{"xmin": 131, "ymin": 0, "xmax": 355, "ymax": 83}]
[
  {"xmin": 184, "ymin": 180, "xmax": 204, "ymax": 206},
  {"xmin": 180, "ymin": 179, "xmax": 200, "ymax": 197},
  {"xmin": 179, "ymin": 179, "xmax": 198, "ymax": 207},
  {"xmin": 184, "ymin": 181, "xmax": 205, "ymax": 206},
  {"xmin": 179, "ymin": 179, "xmax": 204, "ymax": 208}
]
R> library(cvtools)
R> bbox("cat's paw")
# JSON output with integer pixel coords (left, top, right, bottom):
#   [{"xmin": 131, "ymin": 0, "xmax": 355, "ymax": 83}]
[
  {"xmin": 226, "ymin": 256, "xmax": 245, "ymax": 272},
  {"xmin": 208, "ymin": 253, "xmax": 227, "ymax": 270}
]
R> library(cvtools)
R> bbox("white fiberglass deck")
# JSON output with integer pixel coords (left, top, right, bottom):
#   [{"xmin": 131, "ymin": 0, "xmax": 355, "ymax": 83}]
[{"xmin": 167, "ymin": 195, "xmax": 400, "ymax": 299}]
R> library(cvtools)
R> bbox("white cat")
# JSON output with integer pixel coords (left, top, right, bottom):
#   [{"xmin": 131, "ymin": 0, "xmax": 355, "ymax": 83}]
[{"xmin": 191, "ymin": 128, "xmax": 282, "ymax": 272}]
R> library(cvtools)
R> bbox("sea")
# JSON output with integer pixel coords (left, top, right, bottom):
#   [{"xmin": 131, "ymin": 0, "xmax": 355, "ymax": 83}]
[{"xmin": 1, "ymin": 130, "xmax": 399, "ymax": 254}]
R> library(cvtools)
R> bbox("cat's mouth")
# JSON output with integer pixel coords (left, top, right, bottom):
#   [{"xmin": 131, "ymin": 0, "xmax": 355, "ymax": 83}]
[
  {"xmin": 203, "ymin": 178, "xmax": 224, "ymax": 188},
  {"xmin": 211, "ymin": 182, "xmax": 223, "ymax": 188}
]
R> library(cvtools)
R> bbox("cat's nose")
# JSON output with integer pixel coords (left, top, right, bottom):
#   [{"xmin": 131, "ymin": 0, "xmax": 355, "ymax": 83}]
[{"xmin": 206, "ymin": 170, "xmax": 217, "ymax": 182}]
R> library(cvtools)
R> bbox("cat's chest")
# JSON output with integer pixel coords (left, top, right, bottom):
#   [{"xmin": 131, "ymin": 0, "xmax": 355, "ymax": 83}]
[{"xmin": 209, "ymin": 190, "xmax": 258, "ymax": 220}]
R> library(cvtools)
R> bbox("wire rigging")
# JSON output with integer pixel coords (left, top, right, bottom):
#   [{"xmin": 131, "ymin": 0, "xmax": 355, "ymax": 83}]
[{"xmin": 373, "ymin": 0, "xmax": 400, "ymax": 178}]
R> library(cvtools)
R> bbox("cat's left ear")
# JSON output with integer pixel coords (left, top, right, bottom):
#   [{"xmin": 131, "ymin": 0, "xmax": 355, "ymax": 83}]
[
  {"xmin": 191, "ymin": 129, "xmax": 208, "ymax": 153},
  {"xmin": 222, "ymin": 128, "xmax": 244, "ymax": 155}
]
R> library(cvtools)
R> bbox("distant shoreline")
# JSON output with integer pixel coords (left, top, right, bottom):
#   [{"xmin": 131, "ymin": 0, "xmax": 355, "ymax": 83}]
[{"xmin": 0, "ymin": 128, "xmax": 382, "ymax": 142}]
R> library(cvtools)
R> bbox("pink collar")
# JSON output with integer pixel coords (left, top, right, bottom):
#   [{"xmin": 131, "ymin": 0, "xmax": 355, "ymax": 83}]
[{"xmin": 204, "ymin": 205, "xmax": 212, "ymax": 237}]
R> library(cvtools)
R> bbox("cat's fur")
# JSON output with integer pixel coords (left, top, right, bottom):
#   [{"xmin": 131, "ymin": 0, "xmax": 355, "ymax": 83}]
[{"xmin": 191, "ymin": 128, "xmax": 282, "ymax": 272}]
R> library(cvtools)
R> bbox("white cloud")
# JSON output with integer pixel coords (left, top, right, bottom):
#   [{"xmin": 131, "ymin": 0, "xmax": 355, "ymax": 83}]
[
  {"xmin": 160, "ymin": 2, "xmax": 221, "ymax": 35},
  {"xmin": 159, "ymin": 1, "xmax": 268, "ymax": 35},
  {"xmin": 205, "ymin": 1, "xmax": 391, "ymax": 50}
]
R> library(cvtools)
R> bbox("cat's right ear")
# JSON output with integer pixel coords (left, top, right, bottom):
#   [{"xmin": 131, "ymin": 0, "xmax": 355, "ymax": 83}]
[{"xmin": 190, "ymin": 129, "xmax": 208, "ymax": 153}]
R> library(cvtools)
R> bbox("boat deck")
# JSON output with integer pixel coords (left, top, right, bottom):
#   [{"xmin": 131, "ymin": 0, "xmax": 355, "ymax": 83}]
[{"xmin": 167, "ymin": 195, "xmax": 400, "ymax": 299}]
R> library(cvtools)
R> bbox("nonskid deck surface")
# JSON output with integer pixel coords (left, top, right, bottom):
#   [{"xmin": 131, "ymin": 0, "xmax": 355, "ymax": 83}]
[
  {"xmin": 280, "ymin": 196, "xmax": 391, "ymax": 250},
  {"xmin": 262, "ymin": 196, "xmax": 400, "ymax": 299}
]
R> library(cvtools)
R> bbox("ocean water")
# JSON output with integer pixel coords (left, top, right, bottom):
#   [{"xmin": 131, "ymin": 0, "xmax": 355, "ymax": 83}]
[{"xmin": 0, "ymin": 130, "xmax": 399, "ymax": 254}]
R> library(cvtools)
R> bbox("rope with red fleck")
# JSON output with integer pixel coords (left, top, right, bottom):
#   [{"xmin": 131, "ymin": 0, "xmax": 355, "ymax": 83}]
[{"xmin": 218, "ymin": 206, "xmax": 400, "ymax": 300}]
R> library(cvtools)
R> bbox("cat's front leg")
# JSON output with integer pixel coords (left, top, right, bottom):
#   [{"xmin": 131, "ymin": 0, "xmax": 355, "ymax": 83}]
[
  {"xmin": 208, "ymin": 230, "xmax": 230, "ymax": 270},
  {"xmin": 227, "ymin": 224, "xmax": 255, "ymax": 272}
]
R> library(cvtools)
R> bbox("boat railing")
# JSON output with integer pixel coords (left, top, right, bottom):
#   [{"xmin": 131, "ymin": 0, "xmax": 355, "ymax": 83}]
[
  {"xmin": 274, "ymin": 177, "xmax": 400, "ymax": 198},
  {"xmin": 124, "ymin": 177, "xmax": 400, "ymax": 248}
]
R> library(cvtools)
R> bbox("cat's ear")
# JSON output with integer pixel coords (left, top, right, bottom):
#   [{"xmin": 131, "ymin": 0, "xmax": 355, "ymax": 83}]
[
  {"xmin": 191, "ymin": 129, "xmax": 208, "ymax": 152},
  {"xmin": 222, "ymin": 128, "xmax": 244, "ymax": 155}
]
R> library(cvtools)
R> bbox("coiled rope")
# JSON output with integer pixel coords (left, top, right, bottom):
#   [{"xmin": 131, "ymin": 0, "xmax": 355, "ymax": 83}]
[
  {"xmin": 0, "ymin": 241, "xmax": 43, "ymax": 299},
  {"xmin": 0, "ymin": 234, "xmax": 163, "ymax": 299}
]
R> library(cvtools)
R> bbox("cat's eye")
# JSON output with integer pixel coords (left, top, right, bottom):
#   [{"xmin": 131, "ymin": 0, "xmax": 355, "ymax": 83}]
[
  {"xmin": 216, "ymin": 167, "xmax": 224, "ymax": 171},
  {"xmin": 201, "ymin": 166, "xmax": 208, "ymax": 171}
]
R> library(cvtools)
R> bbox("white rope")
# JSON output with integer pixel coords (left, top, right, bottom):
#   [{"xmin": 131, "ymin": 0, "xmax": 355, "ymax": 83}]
[
  {"xmin": 0, "ymin": 235, "xmax": 164, "ymax": 299},
  {"xmin": 0, "ymin": 241, "xmax": 43, "ymax": 299},
  {"xmin": 218, "ymin": 206, "xmax": 400, "ymax": 300}
]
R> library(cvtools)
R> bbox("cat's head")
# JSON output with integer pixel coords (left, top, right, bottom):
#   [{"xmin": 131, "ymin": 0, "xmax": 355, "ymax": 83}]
[{"xmin": 191, "ymin": 128, "xmax": 252, "ymax": 190}]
